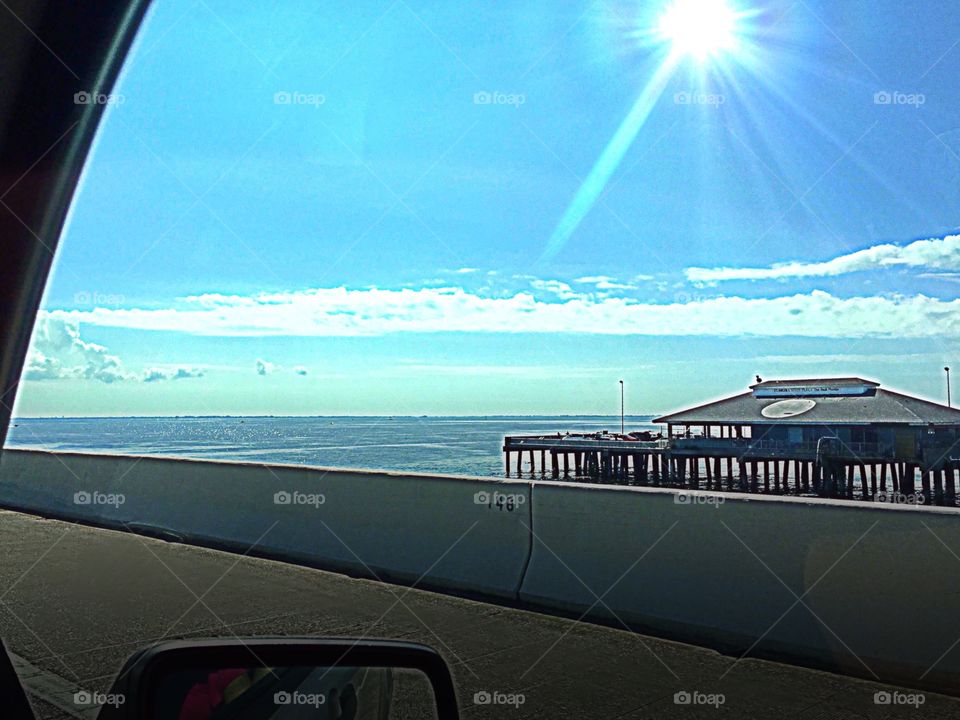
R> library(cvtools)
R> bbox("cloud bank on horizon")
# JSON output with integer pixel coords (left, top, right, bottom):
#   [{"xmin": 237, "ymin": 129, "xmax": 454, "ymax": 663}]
[
  {"xmin": 42, "ymin": 286, "xmax": 960, "ymax": 340},
  {"xmin": 23, "ymin": 229, "xmax": 960, "ymax": 396}
]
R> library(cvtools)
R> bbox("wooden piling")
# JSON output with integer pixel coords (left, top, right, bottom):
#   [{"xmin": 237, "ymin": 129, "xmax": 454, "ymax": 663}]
[{"xmin": 901, "ymin": 464, "xmax": 914, "ymax": 496}]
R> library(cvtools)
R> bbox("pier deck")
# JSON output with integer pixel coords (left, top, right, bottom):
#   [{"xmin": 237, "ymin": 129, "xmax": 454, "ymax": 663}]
[{"xmin": 503, "ymin": 433, "xmax": 960, "ymax": 506}]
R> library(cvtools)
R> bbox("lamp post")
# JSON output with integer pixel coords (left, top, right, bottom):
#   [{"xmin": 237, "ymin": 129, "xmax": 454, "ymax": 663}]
[
  {"xmin": 619, "ymin": 380, "xmax": 624, "ymax": 435},
  {"xmin": 946, "ymin": 367, "xmax": 952, "ymax": 408}
]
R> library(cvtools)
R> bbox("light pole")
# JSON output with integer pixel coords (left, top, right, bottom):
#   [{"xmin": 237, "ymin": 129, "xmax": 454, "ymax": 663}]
[
  {"xmin": 619, "ymin": 380, "xmax": 625, "ymax": 435},
  {"xmin": 946, "ymin": 367, "xmax": 952, "ymax": 408}
]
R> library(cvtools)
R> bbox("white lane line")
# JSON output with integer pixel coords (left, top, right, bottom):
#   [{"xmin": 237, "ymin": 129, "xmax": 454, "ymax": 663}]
[{"xmin": 9, "ymin": 651, "xmax": 98, "ymax": 719}]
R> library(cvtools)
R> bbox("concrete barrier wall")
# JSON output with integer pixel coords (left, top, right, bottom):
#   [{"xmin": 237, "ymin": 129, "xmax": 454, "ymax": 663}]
[
  {"xmin": 0, "ymin": 449, "xmax": 532, "ymax": 599},
  {"xmin": 3, "ymin": 449, "xmax": 959, "ymax": 693},
  {"xmin": 519, "ymin": 482, "xmax": 960, "ymax": 694}
]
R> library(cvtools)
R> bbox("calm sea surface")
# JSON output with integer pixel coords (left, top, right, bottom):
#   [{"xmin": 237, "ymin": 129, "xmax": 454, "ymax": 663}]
[{"xmin": 5, "ymin": 416, "xmax": 659, "ymax": 478}]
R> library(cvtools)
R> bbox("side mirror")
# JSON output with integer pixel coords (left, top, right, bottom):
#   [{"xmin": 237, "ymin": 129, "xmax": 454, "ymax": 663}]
[{"xmin": 98, "ymin": 638, "xmax": 459, "ymax": 720}]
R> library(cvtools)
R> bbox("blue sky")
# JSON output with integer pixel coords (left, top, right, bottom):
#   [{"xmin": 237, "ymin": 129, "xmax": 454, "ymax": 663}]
[{"xmin": 13, "ymin": 0, "xmax": 960, "ymax": 417}]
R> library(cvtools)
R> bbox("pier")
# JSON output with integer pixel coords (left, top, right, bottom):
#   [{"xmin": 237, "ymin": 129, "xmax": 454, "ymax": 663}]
[{"xmin": 503, "ymin": 377, "xmax": 960, "ymax": 506}]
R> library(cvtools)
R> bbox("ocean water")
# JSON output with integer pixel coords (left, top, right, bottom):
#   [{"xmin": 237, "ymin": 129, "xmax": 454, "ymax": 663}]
[{"xmin": 4, "ymin": 416, "xmax": 659, "ymax": 478}]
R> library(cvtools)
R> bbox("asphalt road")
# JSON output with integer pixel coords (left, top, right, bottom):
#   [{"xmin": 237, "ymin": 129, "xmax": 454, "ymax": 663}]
[{"xmin": 1, "ymin": 510, "xmax": 958, "ymax": 719}]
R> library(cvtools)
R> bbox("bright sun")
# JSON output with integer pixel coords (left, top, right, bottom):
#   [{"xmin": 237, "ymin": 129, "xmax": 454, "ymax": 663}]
[{"xmin": 658, "ymin": 0, "xmax": 739, "ymax": 60}]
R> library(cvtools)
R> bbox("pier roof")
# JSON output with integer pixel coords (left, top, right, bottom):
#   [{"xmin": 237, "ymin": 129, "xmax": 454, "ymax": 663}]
[{"xmin": 654, "ymin": 380, "xmax": 960, "ymax": 426}]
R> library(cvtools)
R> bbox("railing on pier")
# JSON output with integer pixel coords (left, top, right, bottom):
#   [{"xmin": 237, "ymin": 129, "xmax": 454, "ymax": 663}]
[
  {"xmin": 505, "ymin": 434, "xmax": 669, "ymax": 452},
  {"xmin": 671, "ymin": 437, "xmax": 897, "ymax": 460}
]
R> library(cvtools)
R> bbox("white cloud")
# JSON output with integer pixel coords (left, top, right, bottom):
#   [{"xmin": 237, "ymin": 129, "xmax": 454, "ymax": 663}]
[
  {"xmin": 143, "ymin": 367, "xmax": 205, "ymax": 382},
  {"xmin": 256, "ymin": 359, "xmax": 277, "ymax": 376},
  {"xmin": 529, "ymin": 279, "xmax": 579, "ymax": 299},
  {"xmin": 686, "ymin": 233, "xmax": 960, "ymax": 283},
  {"xmin": 25, "ymin": 317, "xmax": 132, "ymax": 383},
  {"xmin": 43, "ymin": 285, "xmax": 960, "ymax": 340},
  {"xmin": 575, "ymin": 275, "xmax": 639, "ymax": 291},
  {"xmin": 454, "ymin": 267, "xmax": 478, "ymax": 274},
  {"xmin": 920, "ymin": 272, "xmax": 960, "ymax": 283},
  {"xmin": 25, "ymin": 351, "xmax": 65, "ymax": 381}
]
